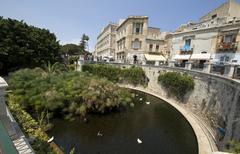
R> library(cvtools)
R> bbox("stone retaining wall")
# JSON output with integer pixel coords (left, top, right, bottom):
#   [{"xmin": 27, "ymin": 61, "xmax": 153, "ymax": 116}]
[{"xmin": 115, "ymin": 64, "xmax": 240, "ymax": 150}]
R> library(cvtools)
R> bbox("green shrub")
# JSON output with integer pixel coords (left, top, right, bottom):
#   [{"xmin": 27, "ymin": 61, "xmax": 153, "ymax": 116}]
[
  {"xmin": 8, "ymin": 68, "xmax": 134, "ymax": 120},
  {"xmin": 158, "ymin": 72, "xmax": 194, "ymax": 100},
  {"xmin": 7, "ymin": 95, "xmax": 56, "ymax": 154},
  {"xmin": 82, "ymin": 64, "xmax": 148, "ymax": 85}
]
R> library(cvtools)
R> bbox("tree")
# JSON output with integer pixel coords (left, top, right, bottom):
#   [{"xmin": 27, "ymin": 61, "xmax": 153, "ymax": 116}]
[
  {"xmin": 79, "ymin": 34, "xmax": 89, "ymax": 52},
  {"xmin": 0, "ymin": 17, "xmax": 61, "ymax": 75},
  {"xmin": 60, "ymin": 44, "xmax": 81, "ymax": 55}
]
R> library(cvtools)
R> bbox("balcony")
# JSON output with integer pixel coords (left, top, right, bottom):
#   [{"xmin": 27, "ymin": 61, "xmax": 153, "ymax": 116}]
[
  {"xmin": 216, "ymin": 42, "xmax": 238, "ymax": 53},
  {"xmin": 180, "ymin": 45, "xmax": 193, "ymax": 54}
]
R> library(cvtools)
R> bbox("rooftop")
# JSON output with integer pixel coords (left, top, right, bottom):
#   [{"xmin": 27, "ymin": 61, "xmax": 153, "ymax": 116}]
[
  {"xmin": 116, "ymin": 16, "xmax": 148, "ymax": 31},
  {"xmin": 97, "ymin": 22, "xmax": 118, "ymax": 39}
]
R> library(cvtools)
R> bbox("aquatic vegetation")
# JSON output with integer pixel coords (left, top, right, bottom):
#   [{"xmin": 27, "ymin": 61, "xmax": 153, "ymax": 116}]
[
  {"xmin": 82, "ymin": 64, "xmax": 148, "ymax": 85},
  {"xmin": 8, "ymin": 68, "xmax": 134, "ymax": 120}
]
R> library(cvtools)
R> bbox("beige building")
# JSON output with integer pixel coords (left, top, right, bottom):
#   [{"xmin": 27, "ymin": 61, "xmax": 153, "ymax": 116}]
[
  {"xmin": 115, "ymin": 16, "xmax": 167, "ymax": 64},
  {"xmin": 169, "ymin": 0, "xmax": 240, "ymax": 68},
  {"xmin": 95, "ymin": 23, "xmax": 118, "ymax": 60}
]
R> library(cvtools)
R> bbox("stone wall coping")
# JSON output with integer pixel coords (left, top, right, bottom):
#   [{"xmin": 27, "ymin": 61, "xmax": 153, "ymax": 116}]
[
  {"xmin": 106, "ymin": 62, "xmax": 240, "ymax": 88},
  {"xmin": 0, "ymin": 77, "xmax": 8, "ymax": 88}
]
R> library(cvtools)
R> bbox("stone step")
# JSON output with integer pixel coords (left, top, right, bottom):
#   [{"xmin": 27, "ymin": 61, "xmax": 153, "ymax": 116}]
[{"xmin": 13, "ymin": 137, "xmax": 34, "ymax": 154}]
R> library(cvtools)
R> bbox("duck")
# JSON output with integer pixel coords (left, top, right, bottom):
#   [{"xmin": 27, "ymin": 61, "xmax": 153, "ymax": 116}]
[
  {"xmin": 97, "ymin": 131, "xmax": 103, "ymax": 137},
  {"xmin": 146, "ymin": 102, "xmax": 150, "ymax": 105},
  {"xmin": 137, "ymin": 138, "xmax": 142, "ymax": 144},
  {"xmin": 47, "ymin": 136, "xmax": 54, "ymax": 143}
]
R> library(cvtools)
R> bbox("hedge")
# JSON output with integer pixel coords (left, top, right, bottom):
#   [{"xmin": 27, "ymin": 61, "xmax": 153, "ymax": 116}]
[{"xmin": 7, "ymin": 94, "xmax": 57, "ymax": 154}]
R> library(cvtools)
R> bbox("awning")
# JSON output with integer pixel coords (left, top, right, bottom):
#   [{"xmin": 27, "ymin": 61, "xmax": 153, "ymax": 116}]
[
  {"xmin": 144, "ymin": 54, "xmax": 166, "ymax": 61},
  {"xmin": 173, "ymin": 54, "xmax": 190, "ymax": 60},
  {"xmin": 190, "ymin": 53, "xmax": 211, "ymax": 60}
]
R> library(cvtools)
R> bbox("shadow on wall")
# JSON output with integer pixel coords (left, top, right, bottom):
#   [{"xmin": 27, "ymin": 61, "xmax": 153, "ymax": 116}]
[{"xmin": 143, "ymin": 66, "xmax": 240, "ymax": 151}]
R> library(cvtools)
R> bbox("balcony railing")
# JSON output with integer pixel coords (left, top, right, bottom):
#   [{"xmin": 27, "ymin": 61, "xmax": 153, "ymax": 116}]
[
  {"xmin": 180, "ymin": 45, "xmax": 193, "ymax": 54},
  {"xmin": 216, "ymin": 42, "xmax": 238, "ymax": 52}
]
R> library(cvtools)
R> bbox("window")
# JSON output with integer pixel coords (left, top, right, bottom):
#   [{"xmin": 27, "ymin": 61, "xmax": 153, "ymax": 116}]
[
  {"xmin": 133, "ymin": 22, "xmax": 143, "ymax": 34},
  {"xmin": 132, "ymin": 39, "xmax": 141, "ymax": 50},
  {"xmin": 212, "ymin": 14, "xmax": 217, "ymax": 19},
  {"xmin": 220, "ymin": 56, "xmax": 230, "ymax": 62},
  {"xmin": 220, "ymin": 56, "xmax": 224, "ymax": 62},
  {"xmin": 225, "ymin": 56, "xmax": 230, "ymax": 62},
  {"xmin": 224, "ymin": 35, "xmax": 233, "ymax": 43},
  {"xmin": 149, "ymin": 44, "xmax": 153, "ymax": 51},
  {"xmin": 156, "ymin": 45, "xmax": 159, "ymax": 51},
  {"xmin": 136, "ymin": 27, "xmax": 140, "ymax": 34},
  {"xmin": 185, "ymin": 39, "xmax": 191, "ymax": 46}
]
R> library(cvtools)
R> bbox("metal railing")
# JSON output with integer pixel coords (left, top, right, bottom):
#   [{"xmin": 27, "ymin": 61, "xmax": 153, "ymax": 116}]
[{"xmin": 216, "ymin": 42, "xmax": 238, "ymax": 52}]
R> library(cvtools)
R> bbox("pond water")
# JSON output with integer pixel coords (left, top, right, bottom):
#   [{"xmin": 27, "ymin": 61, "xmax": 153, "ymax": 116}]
[{"xmin": 48, "ymin": 90, "xmax": 198, "ymax": 154}]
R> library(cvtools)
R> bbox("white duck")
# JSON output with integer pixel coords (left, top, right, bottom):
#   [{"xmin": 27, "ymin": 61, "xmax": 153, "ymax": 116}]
[
  {"xmin": 137, "ymin": 138, "xmax": 142, "ymax": 144},
  {"xmin": 97, "ymin": 131, "xmax": 103, "ymax": 137},
  {"xmin": 146, "ymin": 102, "xmax": 151, "ymax": 105},
  {"xmin": 48, "ymin": 136, "xmax": 54, "ymax": 143}
]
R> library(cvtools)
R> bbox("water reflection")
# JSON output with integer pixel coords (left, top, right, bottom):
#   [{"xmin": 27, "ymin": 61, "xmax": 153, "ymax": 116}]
[{"xmin": 48, "ymin": 90, "xmax": 198, "ymax": 154}]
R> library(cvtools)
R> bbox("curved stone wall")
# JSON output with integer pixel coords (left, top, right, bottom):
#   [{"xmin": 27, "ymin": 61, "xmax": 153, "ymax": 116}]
[
  {"xmin": 79, "ymin": 61, "xmax": 240, "ymax": 153},
  {"xmin": 137, "ymin": 65, "xmax": 240, "ymax": 151}
]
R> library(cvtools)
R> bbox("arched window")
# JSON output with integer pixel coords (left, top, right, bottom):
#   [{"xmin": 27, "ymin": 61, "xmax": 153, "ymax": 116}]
[{"xmin": 132, "ymin": 39, "xmax": 141, "ymax": 50}]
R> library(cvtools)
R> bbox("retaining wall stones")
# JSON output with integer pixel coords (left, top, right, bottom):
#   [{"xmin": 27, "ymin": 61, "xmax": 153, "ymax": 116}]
[{"xmin": 114, "ymin": 64, "xmax": 240, "ymax": 150}]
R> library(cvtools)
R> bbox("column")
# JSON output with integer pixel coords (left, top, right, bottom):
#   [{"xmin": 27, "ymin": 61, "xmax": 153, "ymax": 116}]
[
  {"xmin": 203, "ymin": 62, "xmax": 213, "ymax": 73},
  {"xmin": 77, "ymin": 60, "xmax": 84, "ymax": 72},
  {"xmin": 224, "ymin": 64, "xmax": 237, "ymax": 78},
  {"xmin": 185, "ymin": 61, "xmax": 193, "ymax": 70},
  {"xmin": 155, "ymin": 61, "xmax": 160, "ymax": 66},
  {"xmin": 168, "ymin": 60, "xmax": 175, "ymax": 67}
]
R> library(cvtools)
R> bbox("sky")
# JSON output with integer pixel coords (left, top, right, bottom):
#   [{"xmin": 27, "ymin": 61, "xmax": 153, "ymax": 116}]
[{"xmin": 0, "ymin": 0, "xmax": 239, "ymax": 51}]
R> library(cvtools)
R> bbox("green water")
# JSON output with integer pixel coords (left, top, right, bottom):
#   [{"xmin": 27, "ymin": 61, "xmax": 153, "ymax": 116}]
[{"xmin": 49, "ymin": 90, "xmax": 198, "ymax": 154}]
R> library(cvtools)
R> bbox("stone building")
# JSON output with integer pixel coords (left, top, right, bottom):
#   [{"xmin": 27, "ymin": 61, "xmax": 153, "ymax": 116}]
[
  {"xmin": 115, "ymin": 16, "xmax": 167, "ymax": 64},
  {"xmin": 169, "ymin": 0, "xmax": 240, "ymax": 68},
  {"xmin": 95, "ymin": 23, "xmax": 118, "ymax": 61}
]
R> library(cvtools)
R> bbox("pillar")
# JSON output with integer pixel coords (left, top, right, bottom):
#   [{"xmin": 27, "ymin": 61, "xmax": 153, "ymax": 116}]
[
  {"xmin": 203, "ymin": 62, "xmax": 213, "ymax": 73},
  {"xmin": 168, "ymin": 60, "xmax": 175, "ymax": 67},
  {"xmin": 185, "ymin": 61, "xmax": 193, "ymax": 70},
  {"xmin": 77, "ymin": 60, "xmax": 84, "ymax": 72},
  {"xmin": 155, "ymin": 61, "xmax": 160, "ymax": 66},
  {"xmin": 142, "ymin": 60, "xmax": 146, "ymax": 66},
  {"xmin": 224, "ymin": 64, "xmax": 237, "ymax": 78}
]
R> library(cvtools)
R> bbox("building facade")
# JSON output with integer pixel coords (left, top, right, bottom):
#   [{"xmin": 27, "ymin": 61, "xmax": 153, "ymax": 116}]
[
  {"xmin": 115, "ymin": 16, "xmax": 167, "ymax": 64},
  {"xmin": 95, "ymin": 23, "xmax": 118, "ymax": 60},
  {"xmin": 169, "ymin": 0, "xmax": 240, "ymax": 67}
]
